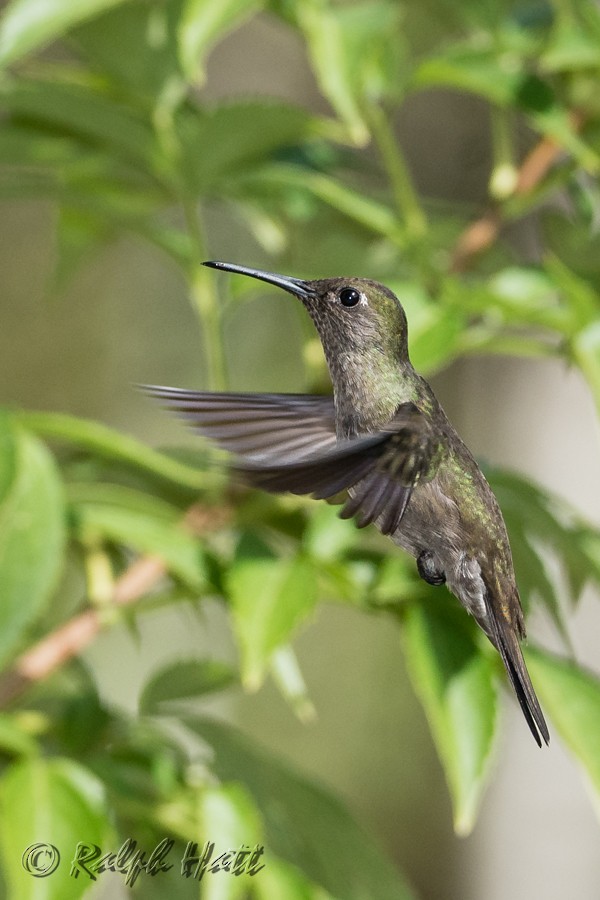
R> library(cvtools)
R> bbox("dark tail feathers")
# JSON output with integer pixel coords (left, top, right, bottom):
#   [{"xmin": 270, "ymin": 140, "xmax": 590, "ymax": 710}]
[{"xmin": 488, "ymin": 609, "xmax": 549, "ymax": 747}]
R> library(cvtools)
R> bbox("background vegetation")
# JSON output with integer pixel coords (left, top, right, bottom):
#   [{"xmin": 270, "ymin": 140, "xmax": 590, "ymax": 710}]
[{"xmin": 0, "ymin": 0, "xmax": 599, "ymax": 897}]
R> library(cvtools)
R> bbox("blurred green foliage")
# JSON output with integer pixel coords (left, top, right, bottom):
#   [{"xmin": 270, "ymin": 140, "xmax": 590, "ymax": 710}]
[{"xmin": 0, "ymin": 0, "xmax": 600, "ymax": 897}]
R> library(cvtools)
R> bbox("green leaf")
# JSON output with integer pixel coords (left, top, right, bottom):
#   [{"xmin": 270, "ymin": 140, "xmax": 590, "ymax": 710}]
[
  {"xmin": 414, "ymin": 42, "xmax": 525, "ymax": 106},
  {"xmin": 525, "ymin": 647, "xmax": 600, "ymax": 815},
  {"xmin": 402, "ymin": 595, "xmax": 499, "ymax": 835},
  {"xmin": 0, "ymin": 415, "xmax": 66, "ymax": 668},
  {"xmin": 0, "ymin": 713, "xmax": 38, "ymax": 757},
  {"xmin": 184, "ymin": 717, "xmax": 417, "ymax": 900},
  {"xmin": 545, "ymin": 255, "xmax": 600, "ymax": 332},
  {"xmin": 0, "ymin": 757, "xmax": 110, "ymax": 900},
  {"xmin": 198, "ymin": 782, "xmax": 264, "ymax": 900},
  {"xmin": 572, "ymin": 320, "xmax": 600, "ymax": 415},
  {"xmin": 72, "ymin": 0, "xmax": 186, "ymax": 100},
  {"xmin": 226, "ymin": 549, "xmax": 318, "ymax": 690},
  {"xmin": 243, "ymin": 164, "xmax": 402, "ymax": 240},
  {"xmin": 139, "ymin": 659, "xmax": 236, "ymax": 715},
  {"xmin": 269, "ymin": 645, "xmax": 316, "ymax": 723},
  {"xmin": 253, "ymin": 855, "xmax": 334, "ymax": 900},
  {"xmin": 414, "ymin": 40, "xmax": 599, "ymax": 170},
  {"xmin": 489, "ymin": 468, "xmax": 600, "ymax": 607},
  {"xmin": 177, "ymin": 101, "xmax": 317, "ymax": 194},
  {"xmin": 0, "ymin": 0, "xmax": 128, "ymax": 68},
  {"xmin": 69, "ymin": 483, "xmax": 207, "ymax": 590},
  {"xmin": 179, "ymin": 0, "xmax": 264, "ymax": 81},
  {"xmin": 14, "ymin": 409, "xmax": 217, "ymax": 491},
  {"xmin": 303, "ymin": 503, "xmax": 357, "ymax": 561},
  {"xmin": 0, "ymin": 76, "xmax": 156, "ymax": 170},
  {"xmin": 294, "ymin": 0, "xmax": 403, "ymax": 145},
  {"xmin": 541, "ymin": 19, "xmax": 600, "ymax": 73}
]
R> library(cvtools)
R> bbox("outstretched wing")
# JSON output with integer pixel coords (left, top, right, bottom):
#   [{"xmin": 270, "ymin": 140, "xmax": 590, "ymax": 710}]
[
  {"xmin": 236, "ymin": 402, "xmax": 440, "ymax": 536},
  {"xmin": 143, "ymin": 386, "xmax": 337, "ymax": 463},
  {"xmin": 146, "ymin": 387, "xmax": 440, "ymax": 536}
]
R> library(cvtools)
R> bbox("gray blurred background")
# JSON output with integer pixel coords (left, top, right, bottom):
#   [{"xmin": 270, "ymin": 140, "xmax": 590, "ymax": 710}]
[{"xmin": 2, "ymin": 11, "xmax": 599, "ymax": 900}]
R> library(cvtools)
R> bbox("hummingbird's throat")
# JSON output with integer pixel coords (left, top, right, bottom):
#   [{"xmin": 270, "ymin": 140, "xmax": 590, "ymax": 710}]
[{"xmin": 329, "ymin": 350, "xmax": 416, "ymax": 438}]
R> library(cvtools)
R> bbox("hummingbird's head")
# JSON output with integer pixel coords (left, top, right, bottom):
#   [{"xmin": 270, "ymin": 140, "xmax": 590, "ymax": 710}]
[{"xmin": 203, "ymin": 261, "xmax": 410, "ymax": 365}]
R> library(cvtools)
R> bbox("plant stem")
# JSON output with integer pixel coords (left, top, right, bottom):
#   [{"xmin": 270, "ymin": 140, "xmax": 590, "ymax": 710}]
[
  {"xmin": 182, "ymin": 199, "xmax": 228, "ymax": 391},
  {"xmin": 366, "ymin": 104, "xmax": 428, "ymax": 239}
]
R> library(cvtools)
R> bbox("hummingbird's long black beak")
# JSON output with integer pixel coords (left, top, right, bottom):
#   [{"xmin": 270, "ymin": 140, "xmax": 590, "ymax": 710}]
[{"xmin": 203, "ymin": 260, "xmax": 315, "ymax": 300}]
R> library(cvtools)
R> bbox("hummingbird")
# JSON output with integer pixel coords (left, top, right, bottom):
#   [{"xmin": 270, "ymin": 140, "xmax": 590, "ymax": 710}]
[{"xmin": 147, "ymin": 260, "xmax": 549, "ymax": 747}]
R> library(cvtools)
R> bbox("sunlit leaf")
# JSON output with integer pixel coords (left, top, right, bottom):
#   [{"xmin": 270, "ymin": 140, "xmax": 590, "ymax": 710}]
[
  {"xmin": 198, "ymin": 782, "xmax": 264, "ymax": 900},
  {"xmin": 0, "ymin": 0, "xmax": 127, "ymax": 67},
  {"xmin": 293, "ymin": 0, "xmax": 404, "ymax": 145},
  {"xmin": 0, "ymin": 415, "xmax": 65, "ymax": 668},
  {"xmin": 69, "ymin": 483, "xmax": 207, "ymax": 590},
  {"xmin": 14, "ymin": 409, "xmax": 216, "ymax": 491},
  {"xmin": 526, "ymin": 647, "xmax": 600, "ymax": 817},
  {"xmin": 226, "ymin": 544, "xmax": 318, "ymax": 690},
  {"xmin": 402, "ymin": 595, "xmax": 499, "ymax": 835},
  {"xmin": 253, "ymin": 855, "xmax": 335, "ymax": 899},
  {"xmin": 0, "ymin": 757, "xmax": 110, "ymax": 900}
]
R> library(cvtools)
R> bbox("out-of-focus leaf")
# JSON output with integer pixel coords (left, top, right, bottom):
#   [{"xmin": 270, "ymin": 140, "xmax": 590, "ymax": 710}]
[
  {"xmin": 372, "ymin": 555, "xmax": 424, "ymax": 606},
  {"xmin": 198, "ymin": 782, "xmax": 264, "ymax": 900},
  {"xmin": 541, "ymin": 19, "xmax": 600, "ymax": 73},
  {"xmin": 0, "ymin": 714, "xmax": 38, "ymax": 757},
  {"xmin": 303, "ymin": 503, "xmax": 357, "ymax": 561},
  {"xmin": 489, "ymin": 468, "xmax": 600, "ymax": 606},
  {"xmin": 545, "ymin": 255, "xmax": 600, "ymax": 332},
  {"xmin": 414, "ymin": 42, "xmax": 599, "ymax": 170},
  {"xmin": 184, "ymin": 717, "xmax": 418, "ymax": 900},
  {"xmin": 253, "ymin": 855, "xmax": 335, "ymax": 899},
  {"xmin": 139, "ymin": 659, "xmax": 236, "ymax": 715},
  {"xmin": 240, "ymin": 164, "xmax": 403, "ymax": 240},
  {"xmin": 269, "ymin": 645, "xmax": 316, "ymax": 723},
  {"xmin": 402, "ymin": 595, "xmax": 499, "ymax": 835},
  {"xmin": 73, "ymin": 0, "xmax": 185, "ymax": 100},
  {"xmin": 0, "ymin": 415, "xmax": 65, "ymax": 668},
  {"xmin": 0, "ymin": 0, "xmax": 127, "ymax": 68},
  {"xmin": 526, "ymin": 647, "xmax": 600, "ymax": 816},
  {"xmin": 0, "ymin": 77, "xmax": 156, "ymax": 170},
  {"xmin": 179, "ymin": 0, "xmax": 264, "ymax": 81},
  {"xmin": 0, "ymin": 757, "xmax": 109, "ymax": 900},
  {"xmin": 69, "ymin": 483, "xmax": 207, "ymax": 590},
  {"xmin": 502, "ymin": 518, "xmax": 564, "ymax": 632},
  {"xmin": 572, "ymin": 321, "xmax": 600, "ymax": 414},
  {"xmin": 177, "ymin": 101, "xmax": 318, "ymax": 194},
  {"xmin": 14, "ymin": 409, "xmax": 216, "ymax": 491},
  {"xmin": 226, "ymin": 545, "xmax": 318, "ymax": 690},
  {"xmin": 294, "ymin": 0, "xmax": 404, "ymax": 145},
  {"xmin": 414, "ymin": 42, "xmax": 525, "ymax": 106}
]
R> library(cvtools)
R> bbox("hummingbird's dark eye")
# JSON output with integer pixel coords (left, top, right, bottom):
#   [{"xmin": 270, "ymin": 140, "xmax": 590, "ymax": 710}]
[{"xmin": 339, "ymin": 288, "xmax": 360, "ymax": 307}]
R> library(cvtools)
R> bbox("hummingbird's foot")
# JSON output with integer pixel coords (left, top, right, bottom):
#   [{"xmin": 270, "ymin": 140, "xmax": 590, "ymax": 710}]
[{"xmin": 417, "ymin": 550, "xmax": 446, "ymax": 586}]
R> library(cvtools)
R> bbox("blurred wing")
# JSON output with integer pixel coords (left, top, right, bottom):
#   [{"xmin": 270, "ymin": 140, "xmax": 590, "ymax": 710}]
[
  {"xmin": 147, "ymin": 386, "xmax": 439, "ymax": 535},
  {"xmin": 143, "ymin": 386, "xmax": 337, "ymax": 463},
  {"xmin": 239, "ymin": 402, "xmax": 441, "ymax": 535}
]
